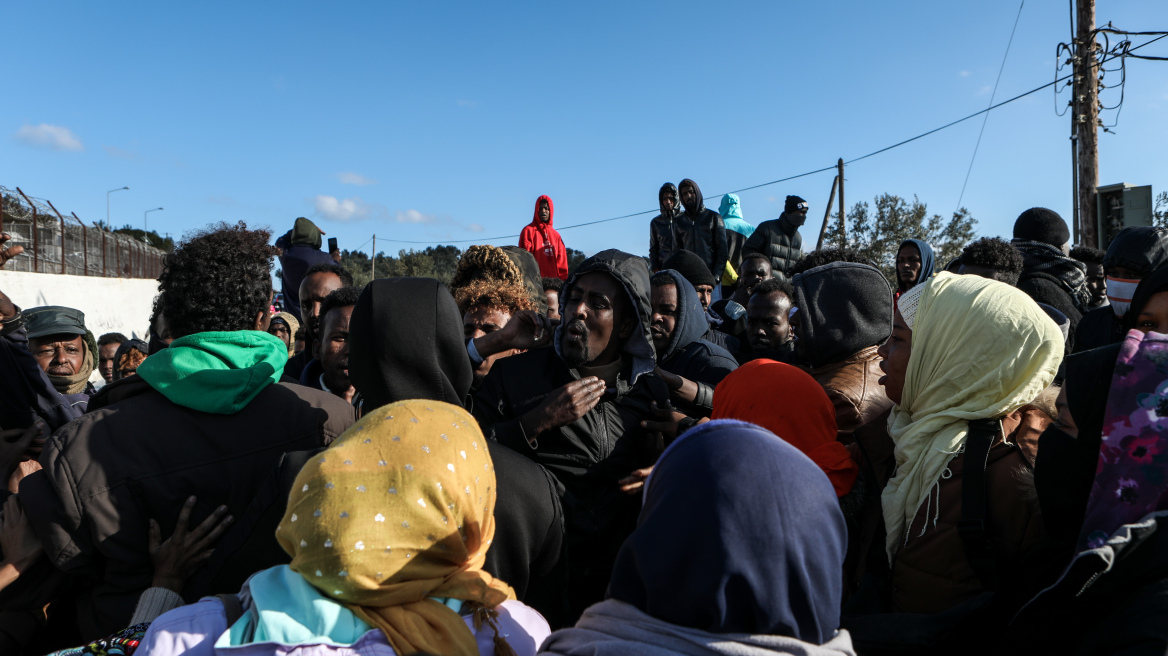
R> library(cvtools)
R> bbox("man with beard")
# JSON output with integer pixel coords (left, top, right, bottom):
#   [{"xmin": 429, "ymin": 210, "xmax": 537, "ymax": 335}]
[
  {"xmin": 741, "ymin": 277, "xmax": 798, "ymax": 365},
  {"xmin": 25, "ymin": 306, "xmax": 99, "ymax": 412},
  {"xmin": 300, "ymin": 286, "xmax": 359, "ymax": 401},
  {"xmin": 474, "ymin": 249, "xmax": 665, "ymax": 620},
  {"xmin": 675, "ymin": 179, "xmax": 728, "ymax": 282},
  {"xmin": 283, "ymin": 263, "xmax": 352, "ymax": 381},
  {"xmin": 649, "ymin": 183, "xmax": 681, "ymax": 271},
  {"xmin": 895, "ymin": 239, "xmax": 935, "ymax": 299},
  {"xmin": 743, "ymin": 195, "xmax": 807, "ymax": 279}
]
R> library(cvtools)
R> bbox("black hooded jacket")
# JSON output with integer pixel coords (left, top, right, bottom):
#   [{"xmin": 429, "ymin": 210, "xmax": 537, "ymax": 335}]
[
  {"xmin": 655, "ymin": 270, "xmax": 738, "ymax": 399},
  {"xmin": 473, "ymin": 250, "xmax": 667, "ymax": 616},
  {"xmin": 791, "ymin": 262, "xmax": 893, "ymax": 369},
  {"xmin": 649, "ymin": 183, "xmax": 680, "ymax": 272},
  {"xmin": 743, "ymin": 212, "xmax": 804, "ymax": 279},
  {"xmin": 1075, "ymin": 226, "xmax": 1168, "ymax": 353},
  {"xmin": 675, "ymin": 180, "xmax": 728, "ymax": 280}
]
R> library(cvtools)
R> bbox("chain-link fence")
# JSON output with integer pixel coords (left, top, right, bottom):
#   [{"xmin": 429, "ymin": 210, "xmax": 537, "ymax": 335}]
[{"xmin": 1, "ymin": 186, "xmax": 165, "ymax": 278}]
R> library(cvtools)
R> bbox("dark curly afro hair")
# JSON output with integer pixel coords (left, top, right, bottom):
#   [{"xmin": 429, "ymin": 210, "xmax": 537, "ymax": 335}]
[
  {"xmin": 1070, "ymin": 245, "xmax": 1105, "ymax": 266},
  {"xmin": 155, "ymin": 222, "xmax": 275, "ymax": 338},
  {"xmin": 960, "ymin": 237, "xmax": 1024, "ymax": 286},
  {"xmin": 788, "ymin": 247, "xmax": 876, "ymax": 276},
  {"xmin": 751, "ymin": 276, "xmax": 795, "ymax": 301}
]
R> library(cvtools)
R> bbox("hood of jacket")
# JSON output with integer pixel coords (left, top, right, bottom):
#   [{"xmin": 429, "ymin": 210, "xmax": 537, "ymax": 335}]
[
  {"xmin": 135, "ymin": 330, "xmax": 288, "ymax": 414},
  {"xmin": 291, "ymin": 217, "xmax": 324, "ymax": 249},
  {"xmin": 899, "ymin": 239, "xmax": 936, "ymax": 288},
  {"xmin": 659, "ymin": 183, "xmax": 680, "ymax": 220},
  {"xmin": 1104, "ymin": 226, "xmax": 1168, "ymax": 276},
  {"xmin": 679, "ymin": 179, "xmax": 706, "ymax": 217},
  {"xmin": 555, "ymin": 249, "xmax": 656, "ymax": 385},
  {"xmin": 348, "ymin": 278, "xmax": 473, "ymax": 411},
  {"xmin": 656, "ymin": 270, "xmax": 714, "ymax": 363},
  {"xmin": 529, "ymin": 194, "xmax": 555, "ymax": 228},
  {"xmin": 791, "ymin": 262, "xmax": 893, "ymax": 369}
]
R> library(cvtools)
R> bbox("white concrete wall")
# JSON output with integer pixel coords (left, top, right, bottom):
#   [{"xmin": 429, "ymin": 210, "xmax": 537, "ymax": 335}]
[{"xmin": 1, "ymin": 271, "xmax": 158, "ymax": 339}]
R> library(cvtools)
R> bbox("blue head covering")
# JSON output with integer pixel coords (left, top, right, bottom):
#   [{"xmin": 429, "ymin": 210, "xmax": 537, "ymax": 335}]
[
  {"xmin": 718, "ymin": 194, "xmax": 755, "ymax": 238},
  {"xmin": 899, "ymin": 239, "xmax": 935, "ymax": 288},
  {"xmin": 607, "ymin": 419, "xmax": 846, "ymax": 643}
]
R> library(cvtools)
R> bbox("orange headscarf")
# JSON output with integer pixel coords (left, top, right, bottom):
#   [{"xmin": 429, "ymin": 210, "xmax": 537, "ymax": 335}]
[
  {"xmin": 277, "ymin": 400, "xmax": 516, "ymax": 656},
  {"xmin": 711, "ymin": 359, "xmax": 858, "ymax": 496}
]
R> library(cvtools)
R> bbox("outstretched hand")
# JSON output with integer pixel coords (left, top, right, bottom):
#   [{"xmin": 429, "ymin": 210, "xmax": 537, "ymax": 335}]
[
  {"xmin": 148, "ymin": 496, "xmax": 233, "ymax": 592},
  {"xmin": 0, "ymin": 233, "xmax": 24, "ymax": 270},
  {"xmin": 476, "ymin": 310, "xmax": 555, "ymax": 359},
  {"xmin": 520, "ymin": 377, "xmax": 606, "ymax": 444}
]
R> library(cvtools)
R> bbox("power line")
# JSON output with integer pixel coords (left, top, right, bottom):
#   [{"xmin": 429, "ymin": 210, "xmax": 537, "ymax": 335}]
[
  {"xmin": 377, "ymin": 32, "xmax": 1167, "ymax": 245},
  {"xmin": 956, "ymin": 0, "xmax": 1026, "ymax": 213}
]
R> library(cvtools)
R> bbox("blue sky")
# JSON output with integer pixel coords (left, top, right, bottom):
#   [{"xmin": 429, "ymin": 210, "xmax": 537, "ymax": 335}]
[{"xmin": 4, "ymin": 1, "xmax": 1167, "ymax": 263}]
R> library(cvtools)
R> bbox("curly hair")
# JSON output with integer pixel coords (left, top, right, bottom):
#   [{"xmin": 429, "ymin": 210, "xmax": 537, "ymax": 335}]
[
  {"xmin": 98, "ymin": 332, "xmax": 127, "ymax": 347},
  {"xmin": 1070, "ymin": 245, "xmax": 1105, "ymax": 266},
  {"xmin": 155, "ymin": 222, "xmax": 275, "ymax": 337},
  {"xmin": 305, "ymin": 262, "xmax": 354, "ymax": 287},
  {"xmin": 117, "ymin": 349, "xmax": 147, "ymax": 376},
  {"xmin": 542, "ymin": 276, "xmax": 564, "ymax": 293},
  {"xmin": 751, "ymin": 277, "xmax": 795, "ymax": 301},
  {"xmin": 788, "ymin": 247, "xmax": 875, "ymax": 276},
  {"xmin": 449, "ymin": 245, "xmax": 524, "ymax": 292},
  {"xmin": 960, "ymin": 237, "xmax": 1024, "ymax": 286},
  {"xmin": 453, "ymin": 278, "xmax": 533, "ymax": 316}
]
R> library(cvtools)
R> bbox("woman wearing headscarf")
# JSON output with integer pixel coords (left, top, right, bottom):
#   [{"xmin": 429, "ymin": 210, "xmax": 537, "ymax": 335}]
[
  {"xmin": 135, "ymin": 400, "xmax": 551, "ymax": 656},
  {"xmin": 874, "ymin": 273, "xmax": 1062, "ymax": 616},
  {"xmin": 267, "ymin": 312, "xmax": 300, "ymax": 356},
  {"xmin": 541, "ymin": 419, "xmax": 856, "ymax": 656},
  {"xmin": 1011, "ymin": 328, "xmax": 1168, "ymax": 654}
]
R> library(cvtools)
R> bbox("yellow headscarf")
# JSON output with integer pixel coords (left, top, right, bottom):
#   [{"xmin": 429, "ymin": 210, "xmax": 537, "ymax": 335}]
[
  {"xmin": 277, "ymin": 400, "xmax": 516, "ymax": 656},
  {"xmin": 881, "ymin": 272, "xmax": 1063, "ymax": 561}
]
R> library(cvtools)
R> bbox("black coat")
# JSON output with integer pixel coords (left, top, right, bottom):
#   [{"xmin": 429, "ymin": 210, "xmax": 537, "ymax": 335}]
[
  {"xmin": 1017, "ymin": 273, "xmax": 1083, "ymax": 341},
  {"xmin": 743, "ymin": 213, "xmax": 804, "ymax": 278},
  {"xmin": 1073, "ymin": 306, "xmax": 1125, "ymax": 354},
  {"xmin": 675, "ymin": 208, "xmax": 728, "ymax": 281},
  {"xmin": 648, "ymin": 213, "xmax": 678, "ymax": 272}
]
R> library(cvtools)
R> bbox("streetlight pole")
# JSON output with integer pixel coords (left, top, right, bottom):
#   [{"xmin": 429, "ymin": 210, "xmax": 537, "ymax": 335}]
[
  {"xmin": 145, "ymin": 207, "xmax": 163, "ymax": 235},
  {"xmin": 106, "ymin": 186, "xmax": 129, "ymax": 230}
]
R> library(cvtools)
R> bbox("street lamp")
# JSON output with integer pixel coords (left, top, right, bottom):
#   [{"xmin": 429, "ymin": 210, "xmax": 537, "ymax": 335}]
[
  {"xmin": 106, "ymin": 187, "xmax": 129, "ymax": 230},
  {"xmin": 144, "ymin": 207, "xmax": 163, "ymax": 235}
]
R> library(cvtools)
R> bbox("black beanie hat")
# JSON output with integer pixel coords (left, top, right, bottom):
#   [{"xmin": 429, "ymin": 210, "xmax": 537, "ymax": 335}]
[
  {"xmin": 1013, "ymin": 207, "xmax": 1070, "ymax": 247},
  {"xmin": 785, "ymin": 195, "xmax": 808, "ymax": 213},
  {"xmin": 663, "ymin": 249, "xmax": 717, "ymax": 288}
]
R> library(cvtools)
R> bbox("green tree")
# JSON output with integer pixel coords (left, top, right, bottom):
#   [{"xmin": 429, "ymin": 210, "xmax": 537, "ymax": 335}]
[
  {"xmin": 1154, "ymin": 191, "xmax": 1168, "ymax": 229},
  {"xmin": 338, "ymin": 245, "xmax": 465, "ymax": 289},
  {"xmin": 113, "ymin": 225, "xmax": 174, "ymax": 251},
  {"xmin": 821, "ymin": 193, "xmax": 977, "ymax": 284},
  {"xmin": 566, "ymin": 247, "xmax": 587, "ymax": 275}
]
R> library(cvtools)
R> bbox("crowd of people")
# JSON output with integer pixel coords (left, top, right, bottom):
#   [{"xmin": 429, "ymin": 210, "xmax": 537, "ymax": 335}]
[{"xmin": 0, "ymin": 184, "xmax": 1166, "ymax": 656}]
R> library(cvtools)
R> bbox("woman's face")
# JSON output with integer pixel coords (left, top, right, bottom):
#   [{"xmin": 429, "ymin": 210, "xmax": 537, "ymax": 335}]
[
  {"xmin": 1133, "ymin": 291, "xmax": 1168, "ymax": 335},
  {"xmin": 877, "ymin": 308, "xmax": 913, "ymax": 405}
]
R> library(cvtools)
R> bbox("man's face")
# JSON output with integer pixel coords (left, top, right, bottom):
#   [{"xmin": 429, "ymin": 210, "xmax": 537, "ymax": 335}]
[
  {"xmin": 30, "ymin": 333, "xmax": 86, "ymax": 377},
  {"xmin": 896, "ymin": 244, "xmax": 923, "ymax": 290},
  {"xmin": 739, "ymin": 257, "xmax": 772, "ymax": 294},
  {"xmin": 98, "ymin": 342, "xmax": 121, "ymax": 383},
  {"xmin": 464, "ymin": 306, "xmax": 513, "ymax": 378},
  {"xmin": 649, "ymin": 283, "xmax": 680, "ymax": 358},
  {"xmin": 1085, "ymin": 262, "xmax": 1106, "ymax": 305},
  {"xmin": 746, "ymin": 292, "xmax": 792, "ymax": 355},
  {"xmin": 694, "ymin": 284, "xmax": 714, "ymax": 311},
  {"xmin": 660, "ymin": 192, "xmax": 676, "ymax": 213},
  {"xmin": 544, "ymin": 290, "xmax": 561, "ymax": 321},
  {"xmin": 876, "ymin": 309, "xmax": 913, "ymax": 405},
  {"xmin": 679, "ymin": 184, "xmax": 697, "ymax": 211},
  {"xmin": 299, "ymin": 272, "xmax": 344, "ymax": 343},
  {"xmin": 539, "ymin": 200, "xmax": 551, "ymax": 223},
  {"xmin": 268, "ymin": 321, "xmax": 291, "ymax": 349},
  {"xmin": 561, "ymin": 272, "xmax": 634, "ymax": 368},
  {"xmin": 313, "ymin": 305, "xmax": 353, "ymax": 397}
]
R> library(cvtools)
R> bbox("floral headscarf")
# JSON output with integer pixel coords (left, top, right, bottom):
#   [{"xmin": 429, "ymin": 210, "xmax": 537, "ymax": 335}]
[
  {"xmin": 276, "ymin": 399, "xmax": 515, "ymax": 656},
  {"xmin": 1077, "ymin": 329, "xmax": 1168, "ymax": 550}
]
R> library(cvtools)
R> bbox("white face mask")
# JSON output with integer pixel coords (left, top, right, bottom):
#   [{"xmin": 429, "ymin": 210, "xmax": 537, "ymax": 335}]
[{"xmin": 1107, "ymin": 276, "xmax": 1141, "ymax": 317}]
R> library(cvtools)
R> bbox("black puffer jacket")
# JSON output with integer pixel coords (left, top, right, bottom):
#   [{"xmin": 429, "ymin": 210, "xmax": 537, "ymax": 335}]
[
  {"xmin": 743, "ymin": 212, "xmax": 804, "ymax": 278},
  {"xmin": 649, "ymin": 183, "xmax": 680, "ymax": 272},
  {"xmin": 473, "ymin": 249, "xmax": 667, "ymax": 618},
  {"xmin": 675, "ymin": 179, "xmax": 728, "ymax": 280}
]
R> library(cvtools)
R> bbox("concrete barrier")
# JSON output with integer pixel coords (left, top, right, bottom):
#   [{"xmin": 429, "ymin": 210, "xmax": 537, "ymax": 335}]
[{"xmin": 1, "ymin": 271, "xmax": 158, "ymax": 339}]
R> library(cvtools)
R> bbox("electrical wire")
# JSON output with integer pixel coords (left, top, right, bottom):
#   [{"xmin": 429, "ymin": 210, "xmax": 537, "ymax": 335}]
[
  {"xmin": 955, "ymin": 0, "xmax": 1025, "ymax": 213},
  {"xmin": 375, "ymin": 32, "xmax": 1168, "ymax": 245}
]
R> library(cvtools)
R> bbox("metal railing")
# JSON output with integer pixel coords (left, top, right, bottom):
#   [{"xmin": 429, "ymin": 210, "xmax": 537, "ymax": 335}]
[{"xmin": 0, "ymin": 186, "xmax": 165, "ymax": 278}]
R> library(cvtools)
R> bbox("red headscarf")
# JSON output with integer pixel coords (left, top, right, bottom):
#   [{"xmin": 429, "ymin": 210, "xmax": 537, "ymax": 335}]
[{"xmin": 711, "ymin": 359, "xmax": 858, "ymax": 496}]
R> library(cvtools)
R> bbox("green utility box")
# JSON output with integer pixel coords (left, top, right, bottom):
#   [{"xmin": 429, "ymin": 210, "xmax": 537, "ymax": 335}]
[{"xmin": 1097, "ymin": 183, "xmax": 1153, "ymax": 250}]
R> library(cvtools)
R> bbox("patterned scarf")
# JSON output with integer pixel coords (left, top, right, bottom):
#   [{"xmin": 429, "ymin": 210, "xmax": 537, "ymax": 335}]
[{"xmin": 1014, "ymin": 240, "xmax": 1093, "ymax": 313}]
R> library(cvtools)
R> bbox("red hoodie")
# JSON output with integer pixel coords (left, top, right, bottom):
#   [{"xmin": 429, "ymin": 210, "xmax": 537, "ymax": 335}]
[{"xmin": 518, "ymin": 195, "xmax": 569, "ymax": 280}]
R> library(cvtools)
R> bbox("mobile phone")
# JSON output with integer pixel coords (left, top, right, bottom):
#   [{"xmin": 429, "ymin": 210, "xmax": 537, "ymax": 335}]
[{"xmin": 328, "ymin": 237, "xmax": 338, "ymax": 252}]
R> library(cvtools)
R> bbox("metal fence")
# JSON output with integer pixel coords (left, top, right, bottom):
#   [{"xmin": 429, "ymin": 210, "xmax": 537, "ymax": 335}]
[{"xmin": 0, "ymin": 186, "xmax": 165, "ymax": 278}]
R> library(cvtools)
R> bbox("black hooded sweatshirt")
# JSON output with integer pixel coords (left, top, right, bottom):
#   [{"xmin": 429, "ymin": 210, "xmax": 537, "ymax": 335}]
[
  {"xmin": 649, "ymin": 183, "xmax": 680, "ymax": 271},
  {"xmin": 1074, "ymin": 226, "xmax": 1168, "ymax": 353},
  {"xmin": 473, "ymin": 249, "xmax": 668, "ymax": 618},
  {"xmin": 675, "ymin": 179, "xmax": 728, "ymax": 280},
  {"xmin": 791, "ymin": 262, "xmax": 893, "ymax": 369},
  {"xmin": 654, "ymin": 270, "xmax": 738, "ymax": 408}
]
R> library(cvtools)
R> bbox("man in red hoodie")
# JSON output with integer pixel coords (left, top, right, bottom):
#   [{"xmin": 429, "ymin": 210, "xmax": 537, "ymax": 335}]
[{"xmin": 519, "ymin": 195, "xmax": 569, "ymax": 280}]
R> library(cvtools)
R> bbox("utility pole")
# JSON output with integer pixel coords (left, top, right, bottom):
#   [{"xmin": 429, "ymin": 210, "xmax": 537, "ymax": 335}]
[
  {"xmin": 837, "ymin": 158, "xmax": 846, "ymax": 246},
  {"xmin": 1074, "ymin": 0, "xmax": 1099, "ymax": 247},
  {"xmin": 371, "ymin": 235, "xmax": 376, "ymax": 279}
]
